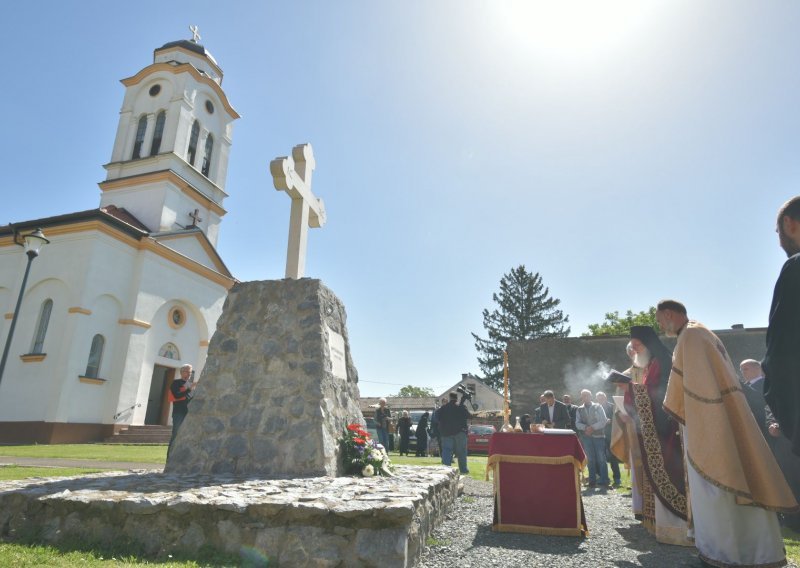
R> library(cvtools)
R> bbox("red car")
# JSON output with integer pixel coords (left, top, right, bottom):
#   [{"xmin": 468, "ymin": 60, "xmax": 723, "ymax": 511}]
[{"xmin": 467, "ymin": 424, "xmax": 496, "ymax": 454}]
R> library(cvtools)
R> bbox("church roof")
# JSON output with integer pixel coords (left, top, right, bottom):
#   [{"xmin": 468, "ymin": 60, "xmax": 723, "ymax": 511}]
[
  {"xmin": 101, "ymin": 205, "xmax": 151, "ymax": 232},
  {"xmin": 0, "ymin": 207, "xmax": 149, "ymax": 239},
  {"xmin": 0, "ymin": 207, "xmax": 234, "ymax": 282}
]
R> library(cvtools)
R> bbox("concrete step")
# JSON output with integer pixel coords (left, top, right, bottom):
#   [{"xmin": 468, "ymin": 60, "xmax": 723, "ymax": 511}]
[{"xmin": 104, "ymin": 425, "xmax": 171, "ymax": 444}]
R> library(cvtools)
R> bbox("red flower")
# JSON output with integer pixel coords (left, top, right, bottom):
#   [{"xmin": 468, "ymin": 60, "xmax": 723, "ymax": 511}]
[
  {"xmin": 347, "ymin": 424, "xmax": 360, "ymax": 431},
  {"xmin": 357, "ymin": 429, "xmax": 370, "ymax": 438},
  {"xmin": 353, "ymin": 437, "xmax": 366, "ymax": 445}
]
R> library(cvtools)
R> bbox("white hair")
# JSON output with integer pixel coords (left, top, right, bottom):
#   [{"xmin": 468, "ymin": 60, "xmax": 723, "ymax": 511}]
[{"xmin": 180, "ymin": 363, "xmax": 193, "ymax": 372}]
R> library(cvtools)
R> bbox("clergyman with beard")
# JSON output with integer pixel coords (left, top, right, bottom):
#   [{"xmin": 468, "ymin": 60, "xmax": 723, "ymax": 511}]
[
  {"xmin": 624, "ymin": 326, "xmax": 689, "ymax": 546},
  {"xmin": 659, "ymin": 300, "xmax": 798, "ymax": 568}
]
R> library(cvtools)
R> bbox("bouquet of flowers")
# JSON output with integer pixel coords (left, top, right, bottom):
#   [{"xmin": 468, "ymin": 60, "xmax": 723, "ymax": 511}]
[{"xmin": 340, "ymin": 423, "xmax": 394, "ymax": 477}]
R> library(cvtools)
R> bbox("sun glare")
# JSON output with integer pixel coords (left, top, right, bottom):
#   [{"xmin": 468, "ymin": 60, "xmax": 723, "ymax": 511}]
[{"xmin": 490, "ymin": 1, "xmax": 665, "ymax": 67}]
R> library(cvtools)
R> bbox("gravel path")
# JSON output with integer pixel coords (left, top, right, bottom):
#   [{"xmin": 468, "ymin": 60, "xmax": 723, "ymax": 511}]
[{"xmin": 418, "ymin": 477, "xmax": 798, "ymax": 568}]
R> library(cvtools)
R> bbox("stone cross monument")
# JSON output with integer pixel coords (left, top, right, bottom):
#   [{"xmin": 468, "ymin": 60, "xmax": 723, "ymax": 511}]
[{"xmin": 270, "ymin": 143, "xmax": 327, "ymax": 279}]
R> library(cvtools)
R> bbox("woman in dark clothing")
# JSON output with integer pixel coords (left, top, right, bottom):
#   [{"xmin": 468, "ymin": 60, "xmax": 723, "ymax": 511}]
[
  {"xmin": 397, "ymin": 411, "xmax": 413, "ymax": 456},
  {"xmin": 415, "ymin": 411, "xmax": 430, "ymax": 456}
]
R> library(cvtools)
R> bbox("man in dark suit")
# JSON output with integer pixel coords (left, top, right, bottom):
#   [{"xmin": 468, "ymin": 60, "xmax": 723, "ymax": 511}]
[
  {"xmin": 562, "ymin": 394, "xmax": 578, "ymax": 431},
  {"xmin": 741, "ymin": 359, "xmax": 800, "ymax": 531},
  {"xmin": 538, "ymin": 390, "xmax": 571, "ymax": 429}
]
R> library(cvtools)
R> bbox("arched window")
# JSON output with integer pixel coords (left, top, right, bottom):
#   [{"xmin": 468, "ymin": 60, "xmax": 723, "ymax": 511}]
[
  {"xmin": 31, "ymin": 299, "xmax": 53, "ymax": 354},
  {"xmin": 150, "ymin": 111, "xmax": 166, "ymax": 155},
  {"xmin": 132, "ymin": 115, "xmax": 148, "ymax": 159},
  {"xmin": 84, "ymin": 334, "xmax": 105, "ymax": 378},
  {"xmin": 187, "ymin": 120, "xmax": 200, "ymax": 166},
  {"xmin": 201, "ymin": 133, "xmax": 213, "ymax": 177}
]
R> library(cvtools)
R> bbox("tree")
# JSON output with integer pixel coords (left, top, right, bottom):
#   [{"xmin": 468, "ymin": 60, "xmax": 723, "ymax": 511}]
[
  {"xmin": 583, "ymin": 307, "xmax": 660, "ymax": 336},
  {"xmin": 394, "ymin": 385, "xmax": 436, "ymax": 398},
  {"xmin": 472, "ymin": 265, "xmax": 570, "ymax": 390}
]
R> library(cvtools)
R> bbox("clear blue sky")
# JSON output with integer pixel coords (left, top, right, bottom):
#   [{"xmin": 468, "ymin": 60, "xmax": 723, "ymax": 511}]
[{"xmin": 2, "ymin": 1, "xmax": 798, "ymax": 398}]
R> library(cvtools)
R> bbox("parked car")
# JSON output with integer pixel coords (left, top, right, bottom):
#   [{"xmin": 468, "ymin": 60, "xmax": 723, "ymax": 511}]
[{"xmin": 467, "ymin": 424, "xmax": 496, "ymax": 454}]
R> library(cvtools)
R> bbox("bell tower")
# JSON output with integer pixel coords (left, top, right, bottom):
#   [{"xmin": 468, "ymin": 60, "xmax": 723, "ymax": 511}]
[{"xmin": 99, "ymin": 30, "xmax": 239, "ymax": 247}]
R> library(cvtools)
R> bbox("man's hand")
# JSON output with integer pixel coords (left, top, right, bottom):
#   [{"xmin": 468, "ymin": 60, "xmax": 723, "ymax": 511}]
[
  {"xmin": 585, "ymin": 426, "xmax": 594, "ymax": 435},
  {"xmin": 769, "ymin": 423, "xmax": 781, "ymax": 438}
]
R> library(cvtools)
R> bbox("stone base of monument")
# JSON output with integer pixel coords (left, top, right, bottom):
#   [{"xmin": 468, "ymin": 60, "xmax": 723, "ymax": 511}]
[{"xmin": 0, "ymin": 466, "xmax": 458, "ymax": 567}]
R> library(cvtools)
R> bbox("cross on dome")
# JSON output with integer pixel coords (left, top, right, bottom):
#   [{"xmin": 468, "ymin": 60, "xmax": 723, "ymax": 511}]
[{"xmin": 189, "ymin": 25, "xmax": 201, "ymax": 43}]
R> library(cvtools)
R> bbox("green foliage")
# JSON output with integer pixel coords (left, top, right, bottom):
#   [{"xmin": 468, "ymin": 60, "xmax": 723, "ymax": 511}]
[
  {"xmin": 394, "ymin": 385, "xmax": 436, "ymax": 398},
  {"xmin": 472, "ymin": 265, "xmax": 570, "ymax": 390},
  {"xmin": 583, "ymin": 307, "xmax": 660, "ymax": 336}
]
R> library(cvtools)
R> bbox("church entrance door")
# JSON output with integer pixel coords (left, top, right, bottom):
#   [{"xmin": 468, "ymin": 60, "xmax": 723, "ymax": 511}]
[{"xmin": 145, "ymin": 365, "xmax": 175, "ymax": 425}]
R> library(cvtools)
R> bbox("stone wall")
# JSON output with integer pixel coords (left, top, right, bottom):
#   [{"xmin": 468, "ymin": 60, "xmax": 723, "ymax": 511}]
[
  {"xmin": 507, "ymin": 327, "xmax": 767, "ymax": 417},
  {"xmin": 0, "ymin": 467, "xmax": 460, "ymax": 568},
  {"xmin": 166, "ymin": 278, "xmax": 364, "ymax": 477}
]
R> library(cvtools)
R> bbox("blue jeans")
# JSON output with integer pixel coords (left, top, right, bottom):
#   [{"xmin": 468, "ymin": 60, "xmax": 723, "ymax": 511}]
[
  {"xmin": 441, "ymin": 431, "xmax": 468, "ymax": 474},
  {"xmin": 581, "ymin": 435, "xmax": 609, "ymax": 485},
  {"xmin": 376, "ymin": 427, "xmax": 389, "ymax": 449}
]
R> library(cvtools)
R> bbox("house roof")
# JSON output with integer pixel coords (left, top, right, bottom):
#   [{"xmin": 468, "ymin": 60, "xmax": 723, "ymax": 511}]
[{"xmin": 359, "ymin": 397, "xmax": 438, "ymax": 414}]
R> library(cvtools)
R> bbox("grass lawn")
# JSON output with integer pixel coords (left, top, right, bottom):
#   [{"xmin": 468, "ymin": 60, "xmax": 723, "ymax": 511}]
[
  {"xmin": 390, "ymin": 453, "xmax": 489, "ymax": 482},
  {"xmin": 0, "ymin": 465, "xmax": 103, "ymax": 480},
  {"xmin": 0, "ymin": 444, "xmax": 166, "ymax": 463}
]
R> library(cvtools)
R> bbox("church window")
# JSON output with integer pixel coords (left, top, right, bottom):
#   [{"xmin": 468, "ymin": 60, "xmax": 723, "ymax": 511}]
[
  {"xmin": 168, "ymin": 306, "xmax": 186, "ymax": 329},
  {"xmin": 187, "ymin": 120, "xmax": 200, "ymax": 166},
  {"xmin": 132, "ymin": 115, "xmax": 147, "ymax": 159},
  {"xmin": 201, "ymin": 134, "xmax": 213, "ymax": 177},
  {"xmin": 205, "ymin": 100, "xmax": 214, "ymax": 114},
  {"xmin": 150, "ymin": 111, "xmax": 166, "ymax": 155},
  {"xmin": 148, "ymin": 84, "xmax": 161, "ymax": 97},
  {"xmin": 158, "ymin": 342, "xmax": 180, "ymax": 360},
  {"xmin": 84, "ymin": 334, "xmax": 105, "ymax": 378},
  {"xmin": 31, "ymin": 299, "xmax": 53, "ymax": 354}
]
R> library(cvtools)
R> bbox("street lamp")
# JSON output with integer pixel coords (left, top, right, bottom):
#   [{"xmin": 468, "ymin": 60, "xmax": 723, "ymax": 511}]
[{"xmin": 0, "ymin": 228, "xmax": 50, "ymax": 386}]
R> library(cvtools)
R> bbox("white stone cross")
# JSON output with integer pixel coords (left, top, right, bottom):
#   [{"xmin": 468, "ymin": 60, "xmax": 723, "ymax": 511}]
[
  {"xmin": 189, "ymin": 25, "xmax": 201, "ymax": 43},
  {"xmin": 270, "ymin": 143, "xmax": 326, "ymax": 279}
]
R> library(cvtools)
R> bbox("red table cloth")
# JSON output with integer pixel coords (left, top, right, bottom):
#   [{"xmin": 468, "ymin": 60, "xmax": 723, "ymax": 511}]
[{"xmin": 487, "ymin": 431, "xmax": 588, "ymax": 536}]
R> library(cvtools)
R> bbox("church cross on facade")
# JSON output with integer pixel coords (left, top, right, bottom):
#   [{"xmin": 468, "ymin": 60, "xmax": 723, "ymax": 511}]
[
  {"xmin": 269, "ymin": 143, "xmax": 326, "ymax": 279},
  {"xmin": 189, "ymin": 25, "xmax": 201, "ymax": 43},
  {"xmin": 188, "ymin": 209, "xmax": 202, "ymax": 227}
]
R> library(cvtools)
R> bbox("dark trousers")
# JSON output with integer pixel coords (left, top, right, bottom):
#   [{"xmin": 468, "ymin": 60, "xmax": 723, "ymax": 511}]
[{"xmin": 168, "ymin": 411, "xmax": 187, "ymax": 457}]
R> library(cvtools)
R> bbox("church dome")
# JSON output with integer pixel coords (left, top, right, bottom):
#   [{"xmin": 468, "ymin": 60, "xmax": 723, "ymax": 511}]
[
  {"xmin": 153, "ymin": 37, "xmax": 223, "ymax": 82},
  {"xmin": 156, "ymin": 39, "xmax": 219, "ymax": 67}
]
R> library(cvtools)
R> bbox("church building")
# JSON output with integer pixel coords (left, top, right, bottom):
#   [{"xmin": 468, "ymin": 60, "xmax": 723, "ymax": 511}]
[{"xmin": 0, "ymin": 35, "xmax": 238, "ymax": 443}]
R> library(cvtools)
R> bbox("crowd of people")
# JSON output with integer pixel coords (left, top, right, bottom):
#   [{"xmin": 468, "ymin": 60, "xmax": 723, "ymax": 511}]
[
  {"xmin": 519, "ymin": 197, "xmax": 800, "ymax": 567},
  {"xmin": 367, "ymin": 198, "xmax": 800, "ymax": 567}
]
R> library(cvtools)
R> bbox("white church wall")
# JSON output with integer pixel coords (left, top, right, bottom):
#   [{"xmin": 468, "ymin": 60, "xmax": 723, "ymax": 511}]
[
  {"xmin": 122, "ymin": 251, "xmax": 222, "ymax": 425},
  {"xmin": 99, "ymin": 184, "xmax": 168, "ymax": 232},
  {"xmin": 157, "ymin": 236, "xmax": 217, "ymax": 272},
  {"xmin": 0, "ymin": 277, "xmax": 71, "ymax": 421},
  {"xmin": 56, "ymin": 294, "xmax": 123, "ymax": 424}
]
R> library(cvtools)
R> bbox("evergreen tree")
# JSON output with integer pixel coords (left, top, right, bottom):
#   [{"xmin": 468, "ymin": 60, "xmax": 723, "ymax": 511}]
[{"xmin": 472, "ymin": 265, "xmax": 570, "ymax": 390}]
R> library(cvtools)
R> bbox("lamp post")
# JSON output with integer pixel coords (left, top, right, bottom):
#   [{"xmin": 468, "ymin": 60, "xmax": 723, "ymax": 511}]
[{"xmin": 0, "ymin": 228, "xmax": 50, "ymax": 387}]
